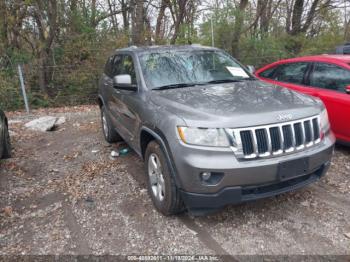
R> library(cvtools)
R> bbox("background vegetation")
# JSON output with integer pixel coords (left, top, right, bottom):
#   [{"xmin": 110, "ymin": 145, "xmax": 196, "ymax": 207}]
[{"xmin": 0, "ymin": 0, "xmax": 349, "ymax": 110}]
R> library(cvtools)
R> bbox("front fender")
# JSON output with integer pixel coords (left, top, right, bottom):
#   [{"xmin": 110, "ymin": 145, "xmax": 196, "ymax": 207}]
[{"xmin": 140, "ymin": 126, "xmax": 183, "ymax": 189}]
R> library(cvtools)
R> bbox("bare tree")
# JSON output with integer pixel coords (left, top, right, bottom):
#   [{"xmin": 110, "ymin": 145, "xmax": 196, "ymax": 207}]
[
  {"xmin": 231, "ymin": 0, "xmax": 249, "ymax": 57},
  {"xmin": 155, "ymin": 0, "xmax": 168, "ymax": 43},
  {"xmin": 131, "ymin": 0, "xmax": 145, "ymax": 45},
  {"xmin": 31, "ymin": 0, "xmax": 59, "ymax": 97}
]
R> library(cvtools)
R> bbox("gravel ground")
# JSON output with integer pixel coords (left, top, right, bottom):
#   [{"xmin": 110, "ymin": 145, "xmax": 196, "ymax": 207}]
[{"xmin": 0, "ymin": 106, "xmax": 349, "ymax": 258}]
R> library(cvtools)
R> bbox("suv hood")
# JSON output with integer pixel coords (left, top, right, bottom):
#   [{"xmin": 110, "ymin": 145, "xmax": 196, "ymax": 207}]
[{"xmin": 150, "ymin": 80, "xmax": 323, "ymax": 128}]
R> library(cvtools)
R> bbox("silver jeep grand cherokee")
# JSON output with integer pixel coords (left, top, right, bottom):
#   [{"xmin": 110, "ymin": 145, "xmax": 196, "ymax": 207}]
[{"xmin": 98, "ymin": 45, "xmax": 335, "ymax": 215}]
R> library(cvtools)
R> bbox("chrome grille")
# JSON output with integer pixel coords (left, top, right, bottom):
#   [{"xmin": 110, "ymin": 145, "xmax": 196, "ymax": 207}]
[{"xmin": 229, "ymin": 116, "xmax": 321, "ymax": 159}]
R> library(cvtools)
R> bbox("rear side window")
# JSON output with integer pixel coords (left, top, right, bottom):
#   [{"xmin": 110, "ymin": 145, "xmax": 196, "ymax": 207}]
[
  {"xmin": 310, "ymin": 63, "xmax": 350, "ymax": 93},
  {"xmin": 104, "ymin": 56, "xmax": 114, "ymax": 77},
  {"xmin": 259, "ymin": 66, "xmax": 277, "ymax": 79},
  {"xmin": 112, "ymin": 55, "xmax": 123, "ymax": 76},
  {"xmin": 273, "ymin": 62, "xmax": 309, "ymax": 85},
  {"xmin": 104, "ymin": 55, "xmax": 123, "ymax": 77}
]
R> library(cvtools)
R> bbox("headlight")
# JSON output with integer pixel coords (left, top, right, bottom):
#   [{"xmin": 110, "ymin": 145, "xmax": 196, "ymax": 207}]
[
  {"xmin": 177, "ymin": 127, "xmax": 230, "ymax": 147},
  {"xmin": 320, "ymin": 109, "xmax": 330, "ymax": 134}
]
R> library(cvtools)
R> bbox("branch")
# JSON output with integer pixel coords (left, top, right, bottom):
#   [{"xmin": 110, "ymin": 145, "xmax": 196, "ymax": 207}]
[{"xmin": 92, "ymin": 9, "xmax": 126, "ymax": 27}]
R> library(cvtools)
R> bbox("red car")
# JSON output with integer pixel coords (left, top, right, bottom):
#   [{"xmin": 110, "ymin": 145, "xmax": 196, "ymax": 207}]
[{"xmin": 255, "ymin": 55, "xmax": 350, "ymax": 144}]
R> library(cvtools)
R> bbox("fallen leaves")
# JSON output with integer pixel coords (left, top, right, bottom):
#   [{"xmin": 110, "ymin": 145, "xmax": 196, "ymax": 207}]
[
  {"xmin": 3, "ymin": 206, "xmax": 13, "ymax": 217},
  {"xmin": 1, "ymin": 161, "xmax": 26, "ymax": 176},
  {"xmin": 58, "ymin": 159, "xmax": 117, "ymax": 200},
  {"xmin": 63, "ymin": 151, "xmax": 82, "ymax": 161}
]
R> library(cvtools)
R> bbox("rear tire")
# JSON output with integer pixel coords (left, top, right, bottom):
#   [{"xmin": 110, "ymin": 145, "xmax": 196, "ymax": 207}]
[
  {"xmin": 2, "ymin": 123, "xmax": 11, "ymax": 159},
  {"xmin": 145, "ymin": 141, "xmax": 184, "ymax": 216},
  {"xmin": 101, "ymin": 106, "xmax": 122, "ymax": 143}
]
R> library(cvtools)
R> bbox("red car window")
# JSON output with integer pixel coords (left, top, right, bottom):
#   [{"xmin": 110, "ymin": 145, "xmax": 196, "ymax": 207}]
[
  {"xmin": 260, "ymin": 62, "xmax": 309, "ymax": 84},
  {"xmin": 273, "ymin": 62, "xmax": 309, "ymax": 85},
  {"xmin": 259, "ymin": 66, "xmax": 277, "ymax": 78},
  {"xmin": 310, "ymin": 63, "xmax": 350, "ymax": 93}
]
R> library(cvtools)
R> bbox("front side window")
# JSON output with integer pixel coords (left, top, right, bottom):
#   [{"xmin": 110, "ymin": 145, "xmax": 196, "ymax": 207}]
[
  {"xmin": 310, "ymin": 63, "xmax": 350, "ymax": 93},
  {"xmin": 273, "ymin": 62, "xmax": 309, "ymax": 85},
  {"xmin": 138, "ymin": 50, "xmax": 252, "ymax": 89},
  {"xmin": 259, "ymin": 66, "xmax": 277, "ymax": 79}
]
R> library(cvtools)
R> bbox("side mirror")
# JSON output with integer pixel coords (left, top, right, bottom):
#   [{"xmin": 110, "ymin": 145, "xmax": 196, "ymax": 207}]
[
  {"xmin": 113, "ymin": 74, "xmax": 137, "ymax": 91},
  {"xmin": 246, "ymin": 65, "xmax": 256, "ymax": 74},
  {"xmin": 346, "ymin": 85, "xmax": 350, "ymax": 94}
]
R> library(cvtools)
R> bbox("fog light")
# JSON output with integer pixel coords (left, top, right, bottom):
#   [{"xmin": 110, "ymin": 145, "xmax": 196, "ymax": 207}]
[{"xmin": 201, "ymin": 172, "xmax": 211, "ymax": 181}]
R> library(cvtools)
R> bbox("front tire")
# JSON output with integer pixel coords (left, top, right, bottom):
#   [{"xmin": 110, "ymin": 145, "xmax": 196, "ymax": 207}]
[
  {"xmin": 145, "ymin": 141, "xmax": 184, "ymax": 216},
  {"xmin": 100, "ymin": 106, "xmax": 122, "ymax": 143}
]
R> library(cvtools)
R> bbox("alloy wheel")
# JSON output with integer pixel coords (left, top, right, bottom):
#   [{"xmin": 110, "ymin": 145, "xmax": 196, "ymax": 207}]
[
  {"xmin": 102, "ymin": 112, "xmax": 109, "ymax": 137},
  {"xmin": 148, "ymin": 153, "xmax": 165, "ymax": 202}
]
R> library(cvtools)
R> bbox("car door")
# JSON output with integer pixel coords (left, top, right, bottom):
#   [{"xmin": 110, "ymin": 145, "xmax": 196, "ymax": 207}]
[
  {"xmin": 104, "ymin": 54, "xmax": 125, "ymax": 130},
  {"xmin": 116, "ymin": 54, "xmax": 140, "ymax": 147},
  {"xmin": 308, "ymin": 62, "xmax": 350, "ymax": 142}
]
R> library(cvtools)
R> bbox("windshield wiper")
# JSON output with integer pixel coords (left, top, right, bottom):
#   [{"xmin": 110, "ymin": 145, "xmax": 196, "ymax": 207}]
[
  {"xmin": 152, "ymin": 83, "xmax": 199, "ymax": 90},
  {"xmin": 203, "ymin": 78, "xmax": 257, "ymax": 84},
  {"xmin": 203, "ymin": 79, "xmax": 243, "ymax": 84},
  {"xmin": 152, "ymin": 78, "xmax": 257, "ymax": 90}
]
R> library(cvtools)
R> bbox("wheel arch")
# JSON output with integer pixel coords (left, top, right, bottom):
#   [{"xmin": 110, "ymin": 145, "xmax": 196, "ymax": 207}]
[
  {"xmin": 97, "ymin": 95, "xmax": 105, "ymax": 108},
  {"xmin": 140, "ymin": 126, "xmax": 182, "ymax": 188}
]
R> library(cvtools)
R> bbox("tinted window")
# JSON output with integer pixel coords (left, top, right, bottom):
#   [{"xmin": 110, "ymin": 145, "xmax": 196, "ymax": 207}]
[
  {"xmin": 104, "ymin": 56, "xmax": 114, "ymax": 77},
  {"xmin": 344, "ymin": 46, "xmax": 350, "ymax": 54},
  {"xmin": 120, "ymin": 55, "xmax": 137, "ymax": 84},
  {"xmin": 112, "ymin": 55, "xmax": 123, "ymax": 76},
  {"xmin": 274, "ymin": 62, "xmax": 309, "ymax": 84},
  {"xmin": 259, "ymin": 66, "xmax": 276, "ymax": 79},
  {"xmin": 104, "ymin": 55, "xmax": 123, "ymax": 77},
  {"xmin": 310, "ymin": 63, "xmax": 350, "ymax": 93}
]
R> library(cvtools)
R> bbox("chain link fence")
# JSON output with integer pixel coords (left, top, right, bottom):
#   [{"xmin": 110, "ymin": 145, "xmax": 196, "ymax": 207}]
[
  {"xmin": 0, "ymin": 61, "xmax": 104, "ymax": 112},
  {"xmin": 0, "ymin": 52, "xmax": 287, "ymax": 112}
]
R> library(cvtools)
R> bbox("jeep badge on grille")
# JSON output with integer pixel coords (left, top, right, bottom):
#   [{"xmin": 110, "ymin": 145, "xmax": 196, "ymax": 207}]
[{"xmin": 277, "ymin": 114, "xmax": 293, "ymax": 121}]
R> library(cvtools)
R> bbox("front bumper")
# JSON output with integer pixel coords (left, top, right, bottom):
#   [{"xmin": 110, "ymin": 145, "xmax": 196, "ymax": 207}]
[
  {"xmin": 180, "ymin": 162, "xmax": 330, "ymax": 210},
  {"xmin": 169, "ymin": 133, "xmax": 335, "ymax": 209}
]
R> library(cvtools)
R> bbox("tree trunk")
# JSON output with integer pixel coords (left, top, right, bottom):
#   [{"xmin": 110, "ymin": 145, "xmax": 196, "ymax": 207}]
[
  {"xmin": 33, "ymin": 0, "xmax": 58, "ymax": 97},
  {"xmin": 170, "ymin": 0, "xmax": 187, "ymax": 44},
  {"xmin": 38, "ymin": 49, "xmax": 54, "ymax": 97},
  {"xmin": 91, "ymin": 0, "xmax": 97, "ymax": 27},
  {"xmin": 231, "ymin": 0, "xmax": 248, "ymax": 58},
  {"xmin": 155, "ymin": 0, "xmax": 167, "ymax": 44},
  {"xmin": 121, "ymin": 0, "xmax": 130, "ymax": 33},
  {"xmin": 131, "ymin": 0, "xmax": 145, "ymax": 45},
  {"xmin": 107, "ymin": 0, "xmax": 119, "ymax": 35},
  {"xmin": 0, "ymin": 0, "xmax": 9, "ymax": 50},
  {"xmin": 259, "ymin": 0, "xmax": 270, "ymax": 35},
  {"xmin": 290, "ymin": 0, "xmax": 304, "ymax": 36},
  {"xmin": 69, "ymin": 0, "xmax": 79, "ymax": 34}
]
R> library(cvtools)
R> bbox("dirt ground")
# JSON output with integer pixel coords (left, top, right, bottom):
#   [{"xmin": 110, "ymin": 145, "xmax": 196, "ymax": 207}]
[{"xmin": 0, "ymin": 106, "xmax": 349, "ymax": 257}]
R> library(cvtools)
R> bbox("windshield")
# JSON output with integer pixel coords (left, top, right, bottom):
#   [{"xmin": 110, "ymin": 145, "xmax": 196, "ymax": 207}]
[{"xmin": 138, "ymin": 49, "xmax": 253, "ymax": 89}]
